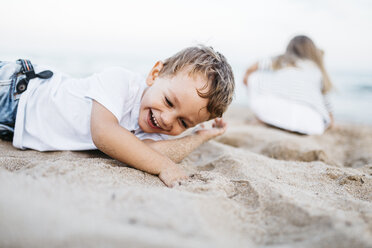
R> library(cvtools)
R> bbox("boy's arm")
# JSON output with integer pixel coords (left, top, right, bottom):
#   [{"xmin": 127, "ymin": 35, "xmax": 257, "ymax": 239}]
[
  {"xmin": 90, "ymin": 100, "xmax": 188, "ymax": 187},
  {"xmin": 143, "ymin": 118, "xmax": 227, "ymax": 163}
]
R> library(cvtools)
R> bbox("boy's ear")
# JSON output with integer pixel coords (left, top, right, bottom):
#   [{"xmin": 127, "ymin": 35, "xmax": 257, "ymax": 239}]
[{"xmin": 146, "ymin": 61, "xmax": 164, "ymax": 86}]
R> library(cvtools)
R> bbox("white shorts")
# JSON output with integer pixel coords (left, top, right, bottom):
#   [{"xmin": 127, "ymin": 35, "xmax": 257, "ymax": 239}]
[{"xmin": 249, "ymin": 93, "xmax": 326, "ymax": 135}]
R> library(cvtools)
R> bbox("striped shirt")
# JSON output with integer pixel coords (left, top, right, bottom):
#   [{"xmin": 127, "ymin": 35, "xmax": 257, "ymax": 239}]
[{"xmin": 248, "ymin": 58, "xmax": 331, "ymax": 125}]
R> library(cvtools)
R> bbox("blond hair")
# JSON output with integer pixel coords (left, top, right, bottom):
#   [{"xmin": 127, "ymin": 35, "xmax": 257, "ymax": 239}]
[
  {"xmin": 159, "ymin": 45, "xmax": 235, "ymax": 119},
  {"xmin": 272, "ymin": 35, "xmax": 333, "ymax": 94}
]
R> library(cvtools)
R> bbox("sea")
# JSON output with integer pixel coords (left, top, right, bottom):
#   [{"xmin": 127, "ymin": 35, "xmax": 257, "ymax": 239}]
[
  {"xmin": 233, "ymin": 67, "xmax": 372, "ymax": 125},
  {"xmin": 4, "ymin": 53, "xmax": 372, "ymax": 125}
]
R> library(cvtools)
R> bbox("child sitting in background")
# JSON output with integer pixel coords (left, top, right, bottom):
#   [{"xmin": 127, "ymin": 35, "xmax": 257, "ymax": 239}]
[
  {"xmin": 0, "ymin": 45, "xmax": 235, "ymax": 187},
  {"xmin": 243, "ymin": 35, "xmax": 333, "ymax": 135}
]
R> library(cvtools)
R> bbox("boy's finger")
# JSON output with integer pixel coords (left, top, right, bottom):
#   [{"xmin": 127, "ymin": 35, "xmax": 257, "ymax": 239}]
[
  {"xmin": 165, "ymin": 180, "xmax": 174, "ymax": 187},
  {"xmin": 171, "ymin": 177, "xmax": 188, "ymax": 187},
  {"xmin": 173, "ymin": 181, "xmax": 182, "ymax": 187},
  {"xmin": 216, "ymin": 120, "xmax": 225, "ymax": 128}
]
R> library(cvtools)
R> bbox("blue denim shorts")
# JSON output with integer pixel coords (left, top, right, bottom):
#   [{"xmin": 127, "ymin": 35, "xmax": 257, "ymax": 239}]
[{"xmin": 0, "ymin": 61, "xmax": 22, "ymax": 137}]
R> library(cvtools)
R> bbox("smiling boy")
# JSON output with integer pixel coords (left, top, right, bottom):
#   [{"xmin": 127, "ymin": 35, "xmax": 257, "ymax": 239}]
[{"xmin": 0, "ymin": 46, "xmax": 235, "ymax": 187}]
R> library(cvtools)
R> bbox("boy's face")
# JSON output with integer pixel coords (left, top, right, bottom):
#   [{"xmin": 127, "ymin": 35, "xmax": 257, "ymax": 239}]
[{"xmin": 139, "ymin": 62, "xmax": 210, "ymax": 136}]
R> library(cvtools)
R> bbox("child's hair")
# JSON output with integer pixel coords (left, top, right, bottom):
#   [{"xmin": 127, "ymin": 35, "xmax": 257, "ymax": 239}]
[
  {"xmin": 272, "ymin": 35, "xmax": 333, "ymax": 94},
  {"xmin": 159, "ymin": 45, "xmax": 235, "ymax": 119}
]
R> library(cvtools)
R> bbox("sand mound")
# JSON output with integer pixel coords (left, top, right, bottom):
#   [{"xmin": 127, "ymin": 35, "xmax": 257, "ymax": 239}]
[{"xmin": 0, "ymin": 106, "xmax": 371, "ymax": 248}]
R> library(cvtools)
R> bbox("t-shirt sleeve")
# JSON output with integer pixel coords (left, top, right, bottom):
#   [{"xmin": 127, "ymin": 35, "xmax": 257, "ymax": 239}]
[
  {"xmin": 84, "ymin": 67, "xmax": 134, "ymax": 122},
  {"xmin": 257, "ymin": 57, "xmax": 273, "ymax": 71}
]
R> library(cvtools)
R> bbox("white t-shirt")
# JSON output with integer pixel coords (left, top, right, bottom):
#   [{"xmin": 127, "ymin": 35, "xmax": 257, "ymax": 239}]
[
  {"xmin": 248, "ymin": 58, "xmax": 331, "ymax": 125},
  {"xmin": 13, "ymin": 66, "xmax": 168, "ymax": 151}
]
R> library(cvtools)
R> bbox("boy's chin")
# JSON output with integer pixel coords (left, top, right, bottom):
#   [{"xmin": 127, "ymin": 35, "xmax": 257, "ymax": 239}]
[
  {"xmin": 138, "ymin": 121, "xmax": 151, "ymax": 133},
  {"xmin": 139, "ymin": 118, "xmax": 159, "ymax": 134}
]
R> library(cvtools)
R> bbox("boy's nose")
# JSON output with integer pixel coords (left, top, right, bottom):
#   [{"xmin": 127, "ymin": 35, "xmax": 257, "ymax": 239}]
[{"xmin": 161, "ymin": 111, "xmax": 176, "ymax": 130}]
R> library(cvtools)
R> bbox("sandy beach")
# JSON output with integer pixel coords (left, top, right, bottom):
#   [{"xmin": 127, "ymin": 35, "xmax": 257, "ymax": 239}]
[{"xmin": 0, "ymin": 105, "xmax": 371, "ymax": 248}]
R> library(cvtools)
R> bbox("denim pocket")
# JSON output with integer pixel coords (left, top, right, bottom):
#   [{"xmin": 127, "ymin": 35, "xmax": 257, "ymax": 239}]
[
  {"xmin": 0, "ymin": 81, "xmax": 15, "ymax": 140},
  {"xmin": 0, "ymin": 78, "xmax": 12, "ymax": 101},
  {"xmin": 0, "ymin": 65, "xmax": 18, "ymax": 127}
]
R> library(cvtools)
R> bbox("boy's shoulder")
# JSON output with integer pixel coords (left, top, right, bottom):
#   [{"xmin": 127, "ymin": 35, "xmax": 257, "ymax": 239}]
[
  {"xmin": 97, "ymin": 66, "xmax": 145, "ymax": 90},
  {"xmin": 100, "ymin": 66, "xmax": 139, "ymax": 81}
]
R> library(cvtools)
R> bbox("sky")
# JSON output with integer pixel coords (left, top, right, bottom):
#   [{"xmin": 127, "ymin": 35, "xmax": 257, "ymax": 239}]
[{"xmin": 1, "ymin": 0, "xmax": 371, "ymax": 74}]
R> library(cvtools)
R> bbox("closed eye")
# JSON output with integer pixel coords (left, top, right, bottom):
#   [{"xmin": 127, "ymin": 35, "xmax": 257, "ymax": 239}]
[
  {"xmin": 165, "ymin": 97, "xmax": 173, "ymax": 107},
  {"xmin": 180, "ymin": 119, "xmax": 188, "ymax": 128}
]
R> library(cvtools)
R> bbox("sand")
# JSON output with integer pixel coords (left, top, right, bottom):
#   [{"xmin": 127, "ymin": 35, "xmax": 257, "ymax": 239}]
[{"xmin": 0, "ymin": 105, "xmax": 371, "ymax": 248}]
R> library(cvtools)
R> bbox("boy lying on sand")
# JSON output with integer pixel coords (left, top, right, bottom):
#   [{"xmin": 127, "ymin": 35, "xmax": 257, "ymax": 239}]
[{"xmin": 0, "ymin": 46, "xmax": 235, "ymax": 187}]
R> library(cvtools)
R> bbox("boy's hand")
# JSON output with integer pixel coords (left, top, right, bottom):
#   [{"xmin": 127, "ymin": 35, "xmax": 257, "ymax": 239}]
[
  {"xmin": 195, "ymin": 118, "xmax": 227, "ymax": 141},
  {"xmin": 159, "ymin": 165, "xmax": 189, "ymax": 187}
]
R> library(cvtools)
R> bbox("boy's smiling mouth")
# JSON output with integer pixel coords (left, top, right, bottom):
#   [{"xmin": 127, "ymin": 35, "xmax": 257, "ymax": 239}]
[{"xmin": 148, "ymin": 109, "xmax": 162, "ymax": 130}]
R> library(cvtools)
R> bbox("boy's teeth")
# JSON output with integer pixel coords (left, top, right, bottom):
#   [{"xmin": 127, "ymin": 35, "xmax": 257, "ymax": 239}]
[{"xmin": 151, "ymin": 113, "xmax": 160, "ymax": 128}]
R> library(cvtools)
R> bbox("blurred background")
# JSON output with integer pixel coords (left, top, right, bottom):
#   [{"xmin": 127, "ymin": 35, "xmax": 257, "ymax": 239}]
[{"xmin": 1, "ymin": 0, "xmax": 371, "ymax": 124}]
